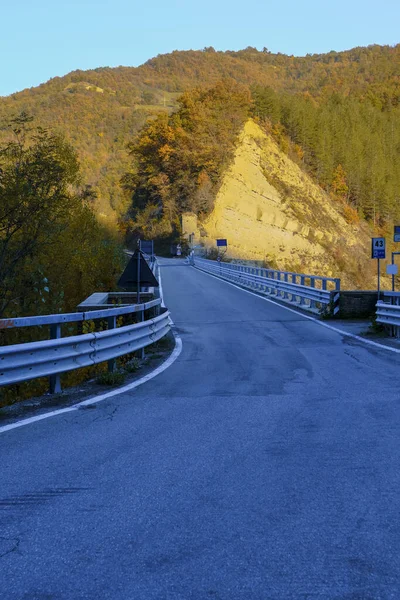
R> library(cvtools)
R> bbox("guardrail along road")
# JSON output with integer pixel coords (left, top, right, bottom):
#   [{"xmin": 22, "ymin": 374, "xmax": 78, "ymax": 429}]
[{"xmin": 1, "ymin": 258, "xmax": 399, "ymax": 599}]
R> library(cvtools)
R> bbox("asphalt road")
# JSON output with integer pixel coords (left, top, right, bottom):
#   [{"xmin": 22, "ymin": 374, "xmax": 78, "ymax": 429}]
[{"xmin": 1, "ymin": 258, "xmax": 400, "ymax": 599}]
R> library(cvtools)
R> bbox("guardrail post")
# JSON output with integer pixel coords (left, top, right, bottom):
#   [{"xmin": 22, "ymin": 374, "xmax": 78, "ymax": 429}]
[
  {"xmin": 291, "ymin": 274, "xmax": 296, "ymax": 302},
  {"xmin": 283, "ymin": 273, "xmax": 289, "ymax": 299},
  {"xmin": 107, "ymin": 316, "xmax": 117, "ymax": 372},
  {"xmin": 49, "ymin": 323, "xmax": 62, "ymax": 394},
  {"xmin": 299, "ymin": 276, "xmax": 306, "ymax": 306},
  {"xmin": 310, "ymin": 277, "xmax": 316, "ymax": 309}
]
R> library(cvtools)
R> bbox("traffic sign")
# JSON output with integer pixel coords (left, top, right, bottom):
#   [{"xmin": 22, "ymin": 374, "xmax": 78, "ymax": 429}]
[
  {"xmin": 216, "ymin": 239, "xmax": 227, "ymax": 247},
  {"xmin": 394, "ymin": 226, "xmax": 400, "ymax": 243},
  {"xmin": 371, "ymin": 237, "xmax": 385, "ymax": 259},
  {"xmin": 387, "ymin": 264, "xmax": 398, "ymax": 275}
]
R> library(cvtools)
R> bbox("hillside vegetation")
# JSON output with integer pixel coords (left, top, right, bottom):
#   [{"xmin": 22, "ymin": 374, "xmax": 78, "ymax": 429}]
[
  {"xmin": 1, "ymin": 44, "xmax": 399, "ymax": 224},
  {"xmin": 0, "ymin": 114, "xmax": 123, "ymax": 322}
]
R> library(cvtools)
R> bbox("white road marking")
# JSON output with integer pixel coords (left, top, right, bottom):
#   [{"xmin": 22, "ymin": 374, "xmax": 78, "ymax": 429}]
[
  {"xmin": 0, "ymin": 339, "xmax": 182, "ymax": 435},
  {"xmin": 195, "ymin": 266, "xmax": 400, "ymax": 355},
  {"xmin": 0, "ymin": 262, "xmax": 182, "ymax": 435}
]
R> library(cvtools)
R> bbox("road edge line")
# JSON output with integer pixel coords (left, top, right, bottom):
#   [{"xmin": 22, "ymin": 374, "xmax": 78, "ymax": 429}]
[
  {"xmin": 0, "ymin": 262, "xmax": 182, "ymax": 435},
  {"xmin": 194, "ymin": 266, "xmax": 400, "ymax": 355}
]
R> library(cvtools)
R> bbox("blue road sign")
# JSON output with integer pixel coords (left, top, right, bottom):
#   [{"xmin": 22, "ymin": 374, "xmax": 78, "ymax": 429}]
[
  {"xmin": 371, "ymin": 237, "xmax": 385, "ymax": 259},
  {"xmin": 216, "ymin": 239, "xmax": 227, "ymax": 247},
  {"xmin": 394, "ymin": 226, "xmax": 400, "ymax": 243}
]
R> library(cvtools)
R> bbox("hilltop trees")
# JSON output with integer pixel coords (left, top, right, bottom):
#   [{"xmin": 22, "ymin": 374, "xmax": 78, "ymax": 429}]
[
  {"xmin": 123, "ymin": 81, "xmax": 251, "ymax": 237},
  {"xmin": 0, "ymin": 45, "xmax": 399, "ymax": 223}
]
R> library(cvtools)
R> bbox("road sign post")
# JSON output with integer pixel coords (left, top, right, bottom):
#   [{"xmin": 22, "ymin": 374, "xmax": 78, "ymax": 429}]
[
  {"xmin": 392, "ymin": 228, "xmax": 400, "ymax": 292},
  {"xmin": 371, "ymin": 237, "xmax": 386, "ymax": 301},
  {"xmin": 389, "ymin": 252, "xmax": 400, "ymax": 292},
  {"xmin": 216, "ymin": 239, "xmax": 228, "ymax": 264}
]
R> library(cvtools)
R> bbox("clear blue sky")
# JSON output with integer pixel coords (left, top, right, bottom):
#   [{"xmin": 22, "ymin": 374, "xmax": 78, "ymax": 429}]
[{"xmin": 1, "ymin": 0, "xmax": 399, "ymax": 96}]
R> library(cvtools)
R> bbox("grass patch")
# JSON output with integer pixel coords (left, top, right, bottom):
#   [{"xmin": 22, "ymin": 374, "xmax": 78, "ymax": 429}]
[
  {"xmin": 124, "ymin": 358, "xmax": 141, "ymax": 373},
  {"xmin": 96, "ymin": 371, "xmax": 126, "ymax": 386}
]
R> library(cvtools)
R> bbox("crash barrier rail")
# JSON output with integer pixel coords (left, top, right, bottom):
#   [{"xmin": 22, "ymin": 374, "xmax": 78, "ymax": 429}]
[
  {"xmin": 376, "ymin": 292, "xmax": 400, "ymax": 337},
  {"xmin": 193, "ymin": 257, "xmax": 340, "ymax": 315},
  {"xmin": 0, "ymin": 297, "xmax": 170, "ymax": 393}
]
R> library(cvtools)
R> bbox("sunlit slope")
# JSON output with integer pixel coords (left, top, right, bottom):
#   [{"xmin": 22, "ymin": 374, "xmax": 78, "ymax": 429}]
[{"xmin": 196, "ymin": 120, "xmax": 374, "ymax": 288}]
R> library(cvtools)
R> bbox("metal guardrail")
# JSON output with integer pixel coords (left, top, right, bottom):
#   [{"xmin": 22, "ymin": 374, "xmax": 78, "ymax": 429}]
[
  {"xmin": 376, "ymin": 292, "xmax": 400, "ymax": 336},
  {"xmin": 0, "ymin": 299, "xmax": 160, "ymax": 330},
  {"xmin": 0, "ymin": 293, "xmax": 170, "ymax": 392},
  {"xmin": 0, "ymin": 308, "xmax": 170, "ymax": 388},
  {"xmin": 193, "ymin": 257, "xmax": 340, "ymax": 314}
]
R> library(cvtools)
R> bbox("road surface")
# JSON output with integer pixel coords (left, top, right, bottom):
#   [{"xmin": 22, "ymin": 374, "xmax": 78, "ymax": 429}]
[{"xmin": 1, "ymin": 258, "xmax": 399, "ymax": 599}]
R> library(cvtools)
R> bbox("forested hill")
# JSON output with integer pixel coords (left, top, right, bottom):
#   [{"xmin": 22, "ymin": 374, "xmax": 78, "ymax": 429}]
[
  {"xmin": 6, "ymin": 44, "xmax": 400, "ymax": 99},
  {"xmin": 0, "ymin": 44, "xmax": 399, "ymax": 222}
]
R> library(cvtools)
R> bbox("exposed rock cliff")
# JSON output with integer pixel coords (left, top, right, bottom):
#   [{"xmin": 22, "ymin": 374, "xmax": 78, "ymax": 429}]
[{"xmin": 183, "ymin": 120, "xmax": 376, "ymax": 289}]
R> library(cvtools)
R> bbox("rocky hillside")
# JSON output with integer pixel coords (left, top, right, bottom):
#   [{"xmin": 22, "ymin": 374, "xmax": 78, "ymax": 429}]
[{"xmin": 184, "ymin": 120, "xmax": 376, "ymax": 289}]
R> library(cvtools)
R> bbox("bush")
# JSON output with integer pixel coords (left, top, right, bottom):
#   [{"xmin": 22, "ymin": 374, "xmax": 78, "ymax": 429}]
[{"xmin": 342, "ymin": 203, "xmax": 359, "ymax": 225}]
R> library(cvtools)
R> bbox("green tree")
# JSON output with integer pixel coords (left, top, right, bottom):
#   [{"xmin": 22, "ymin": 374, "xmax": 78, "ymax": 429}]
[
  {"xmin": 0, "ymin": 113, "xmax": 80, "ymax": 316},
  {"xmin": 0, "ymin": 113, "xmax": 124, "ymax": 319}
]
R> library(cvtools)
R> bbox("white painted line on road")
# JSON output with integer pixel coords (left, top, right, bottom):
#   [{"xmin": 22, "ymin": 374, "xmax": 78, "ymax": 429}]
[
  {"xmin": 195, "ymin": 267, "xmax": 400, "ymax": 355},
  {"xmin": 0, "ymin": 337, "xmax": 182, "ymax": 435},
  {"xmin": 0, "ymin": 262, "xmax": 182, "ymax": 435}
]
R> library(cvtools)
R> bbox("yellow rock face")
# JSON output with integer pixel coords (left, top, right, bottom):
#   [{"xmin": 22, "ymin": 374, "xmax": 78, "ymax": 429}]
[{"xmin": 185, "ymin": 119, "xmax": 375, "ymax": 289}]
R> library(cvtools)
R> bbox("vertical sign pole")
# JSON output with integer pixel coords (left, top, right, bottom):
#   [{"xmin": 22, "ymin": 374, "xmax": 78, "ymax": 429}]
[
  {"xmin": 377, "ymin": 258, "xmax": 381, "ymax": 301},
  {"xmin": 392, "ymin": 251, "xmax": 395, "ymax": 292}
]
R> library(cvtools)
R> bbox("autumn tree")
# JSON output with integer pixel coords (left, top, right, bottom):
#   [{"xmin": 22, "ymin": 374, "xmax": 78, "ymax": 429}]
[
  {"xmin": 123, "ymin": 80, "xmax": 251, "ymax": 238},
  {"xmin": 331, "ymin": 165, "xmax": 349, "ymax": 200}
]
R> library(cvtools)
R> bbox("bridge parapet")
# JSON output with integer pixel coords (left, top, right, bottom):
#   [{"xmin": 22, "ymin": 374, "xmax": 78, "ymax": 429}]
[{"xmin": 193, "ymin": 257, "xmax": 340, "ymax": 316}]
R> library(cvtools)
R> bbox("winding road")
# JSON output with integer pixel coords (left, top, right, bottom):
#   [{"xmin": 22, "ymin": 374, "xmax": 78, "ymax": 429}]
[{"xmin": 1, "ymin": 258, "xmax": 400, "ymax": 599}]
